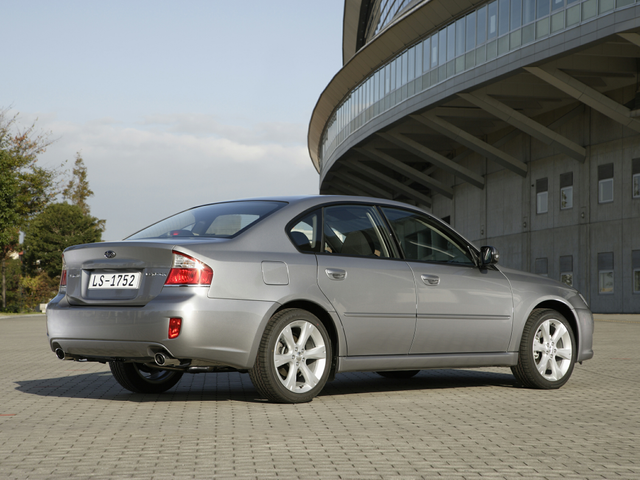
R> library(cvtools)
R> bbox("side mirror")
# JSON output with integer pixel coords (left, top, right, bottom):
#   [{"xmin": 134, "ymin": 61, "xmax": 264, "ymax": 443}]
[{"xmin": 480, "ymin": 246, "xmax": 499, "ymax": 267}]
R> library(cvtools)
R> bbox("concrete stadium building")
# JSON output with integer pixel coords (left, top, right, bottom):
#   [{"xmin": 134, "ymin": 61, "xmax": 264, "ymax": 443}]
[{"xmin": 308, "ymin": 0, "xmax": 640, "ymax": 313}]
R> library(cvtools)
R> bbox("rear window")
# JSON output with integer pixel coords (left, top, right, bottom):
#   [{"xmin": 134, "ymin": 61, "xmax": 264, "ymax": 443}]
[{"xmin": 126, "ymin": 201, "xmax": 286, "ymax": 240}]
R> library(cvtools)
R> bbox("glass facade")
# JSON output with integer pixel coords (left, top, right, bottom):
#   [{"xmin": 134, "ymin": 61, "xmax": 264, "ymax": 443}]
[
  {"xmin": 365, "ymin": 0, "xmax": 418, "ymax": 41},
  {"xmin": 320, "ymin": 0, "xmax": 638, "ymax": 167}
]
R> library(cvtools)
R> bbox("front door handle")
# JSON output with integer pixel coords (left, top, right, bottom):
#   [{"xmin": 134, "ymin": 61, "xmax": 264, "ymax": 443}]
[
  {"xmin": 325, "ymin": 268, "xmax": 347, "ymax": 281},
  {"xmin": 421, "ymin": 274, "xmax": 440, "ymax": 286}
]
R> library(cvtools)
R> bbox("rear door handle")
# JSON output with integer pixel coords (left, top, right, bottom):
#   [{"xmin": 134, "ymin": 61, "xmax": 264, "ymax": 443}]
[
  {"xmin": 325, "ymin": 268, "xmax": 347, "ymax": 281},
  {"xmin": 421, "ymin": 274, "xmax": 440, "ymax": 286}
]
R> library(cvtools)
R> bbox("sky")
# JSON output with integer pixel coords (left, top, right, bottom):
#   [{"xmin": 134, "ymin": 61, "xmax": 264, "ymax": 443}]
[{"xmin": 2, "ymin": 1, "xmax": 344, "ymax": 241}]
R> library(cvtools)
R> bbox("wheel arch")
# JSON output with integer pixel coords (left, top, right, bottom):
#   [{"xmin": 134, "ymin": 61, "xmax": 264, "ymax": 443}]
[
  {"xmin": 274, "ymin": 300, "xmax": 342, "ymax": 381},
  {"xmin": 529, "ymin": 300, "xmax": 580, "ymax": 353}
]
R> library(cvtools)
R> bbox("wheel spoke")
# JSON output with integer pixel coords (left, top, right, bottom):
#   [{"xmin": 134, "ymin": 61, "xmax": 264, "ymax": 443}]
[
  {"xmin": 533, "ymin": 342, "xmax": 545, "ymax": 353},
  {"xmin": 283, "ymin": 365, "xmax": 299, "ymax": 391},
  {"xmin": 539, "ymin": 321, "xmax": 552, "ymax": 343},
  {"xmin": 297, "ymin": 321, "xmax": 315, "ymax": 348},
  {"xmin": 556, "ymin": 347, "xmax": 572, "ymax": 361},
  {"xmin": 549, "ymin": 356, "xmax": 560, "ymax": 381},
  {"xmin": 536, "ymin": 353, "xmax": 550, "ymax": 376},
  {"xmin": 280, "ymin": 325, "xmax": 296, "ymax": 352},
  {"xmin": 551, "ymin": 322, "xmax": 568, "ymax": 343},
  {"xmin": 274, "ymin": 353, "xmax": 292, "ymax": 368},
  {"xmin": 299, "ymin": 362, "xmax": 319, "ymax": 389},
  {"xmin": 304, "ymin": 346, "xmax": 326, "ymax": 360}
]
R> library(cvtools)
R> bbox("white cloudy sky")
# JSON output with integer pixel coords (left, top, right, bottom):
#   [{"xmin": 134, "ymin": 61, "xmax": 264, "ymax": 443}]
[{"xmin": 3, "ymin": 1, "xmax": 343, "ymax": 240}]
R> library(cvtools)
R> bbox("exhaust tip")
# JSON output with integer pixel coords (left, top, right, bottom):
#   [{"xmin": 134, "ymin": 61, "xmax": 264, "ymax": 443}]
[
  {"xmin": 55, "ymin": 348, "xmax": 65, "ymax": 360},
  {"xmin": 154, "ymin": 352, "xmax": 167, "ymax": 366}
]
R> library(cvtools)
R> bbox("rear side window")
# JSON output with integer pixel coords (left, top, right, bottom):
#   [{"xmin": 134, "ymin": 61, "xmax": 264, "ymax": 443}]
[
  {"xmin": 381, "ymin": 207, "xmax": 474, "ymax": 266},
  {"xmin": 126, "ymin": 201, "xmax": 286, "ymax": 240},
  {"xmin": 322, "ymin": 205, "xmax": 392, "ymax": 258},
  {"xmin": 288, "ymin": 209, "xmax": 322, "ymax": 253}
]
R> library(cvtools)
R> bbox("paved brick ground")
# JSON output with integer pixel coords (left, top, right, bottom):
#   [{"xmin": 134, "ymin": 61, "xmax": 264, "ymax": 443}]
[{"xmin": 0, "ymin": 314, "xmax": 638, "ymax": 479}]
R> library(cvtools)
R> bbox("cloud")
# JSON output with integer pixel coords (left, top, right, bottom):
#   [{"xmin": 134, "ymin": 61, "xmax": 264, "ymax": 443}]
[
  {"xmin": 28, "ymin": 113, "xmax": 319, "ymax": 241},
  {"xmin": 141, "ymin": 113, "xmax": 307, "ymax": 147}
]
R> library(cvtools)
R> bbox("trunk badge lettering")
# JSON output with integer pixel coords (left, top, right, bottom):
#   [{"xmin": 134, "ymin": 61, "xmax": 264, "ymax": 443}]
[{"xmin": 104, "ymin": 251, "xmax": 116, "ymax": 259}]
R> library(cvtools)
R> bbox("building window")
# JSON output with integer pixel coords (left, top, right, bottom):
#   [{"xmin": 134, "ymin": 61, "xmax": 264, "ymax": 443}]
[
  {"xmin": 535, "ymin": 257, "xmax": 548, "ymax": 277},
  {"xmin": 633, "ymin": 250, "xmax": 640, "ymax": 294},
  {"xmin": 598, "ymin": 252, "xmax": 614, "ymax": 294},
  {"xmin": 560, "ymin": 255, "xmax": 573, "ymax": 287},
  {"xmin": 598, "ymin": 163, "xmax": 614, "ymax": 204},
  {"xmin": 536, "ymin": 178, "xmax": 548, "ymax": 214},
  {"xmin": 560, "ymin": 172, "xmax": 573, "ymax": 210},
  {"xmin": 633, "ymin": 158, "xmax": 640, "ymax": 199}
]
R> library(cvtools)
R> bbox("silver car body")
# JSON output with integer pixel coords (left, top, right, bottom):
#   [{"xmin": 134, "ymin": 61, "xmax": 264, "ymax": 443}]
[{"xmin": 47, "ymin": 196, "xmax": 593, "ymax": 380}]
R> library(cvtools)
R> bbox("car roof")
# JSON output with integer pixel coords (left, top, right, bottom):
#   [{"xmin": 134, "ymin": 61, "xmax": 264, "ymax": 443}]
[{"xmin": 190, "ymin": 195, "xmax": 428, "ymax": 213}]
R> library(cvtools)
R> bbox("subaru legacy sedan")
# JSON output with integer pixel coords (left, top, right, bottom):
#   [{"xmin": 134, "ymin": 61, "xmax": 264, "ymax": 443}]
[{"xmin": 47, "ymin": 196, "xmax": 593, "ymax": 403}]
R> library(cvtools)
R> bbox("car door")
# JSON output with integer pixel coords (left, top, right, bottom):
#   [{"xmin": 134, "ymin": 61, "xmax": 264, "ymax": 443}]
[
  {"xmin": 314, "ymin": 204, "xmax": 417, "ymax": 356},
  {"xmin": 380, "ymin": 207, "xmax": 513, "ymax": 354}
]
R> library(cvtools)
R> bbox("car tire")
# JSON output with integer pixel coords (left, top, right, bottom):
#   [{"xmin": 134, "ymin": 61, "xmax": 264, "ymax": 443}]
[
  {"xmin": 376, "ymin": 370, "xmax": 420, "ymax": 379},
  {"xmin": 249, "ymin": 309, "xmax": 332, "ymax": 404},
  {"xmin": 109, "ymin": 361, "xmax": 183, "ymax": 394},
  {"xmin": 511, "ymin": 308, "xmax": 576, "ymax": 389}
]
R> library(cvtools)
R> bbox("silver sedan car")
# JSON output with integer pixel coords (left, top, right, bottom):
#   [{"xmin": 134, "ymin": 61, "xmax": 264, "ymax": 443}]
[{"xmin": 47, "ymin": 196, "xmax": 594, "ymax": 403}]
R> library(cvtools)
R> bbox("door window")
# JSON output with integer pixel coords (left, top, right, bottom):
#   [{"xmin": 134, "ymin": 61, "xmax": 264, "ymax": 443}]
[
  {"xmin": 322, "ymin": 205, "xmax": 392, "ymax": 258},
  {"xmin": 381, "ymin": 207, "xmax": 475, "ymax": 265}
]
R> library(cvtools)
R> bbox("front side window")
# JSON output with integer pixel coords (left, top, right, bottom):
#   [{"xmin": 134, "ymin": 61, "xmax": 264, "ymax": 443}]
[
  {"xmin": 322, "ymin": 205, "xmax": 392, "ymax": 258},
  {"xmin": 381, "ymin": 207, "xmax": 475, "ymax": 266}
]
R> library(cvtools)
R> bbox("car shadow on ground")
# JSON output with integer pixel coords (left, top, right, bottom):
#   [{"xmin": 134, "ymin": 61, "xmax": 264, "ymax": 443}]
[
  {"xmin": 14, "ymin": 368, "xmax": 518, "ymax": 403},
  {"xmin": 322, "ymin": 369, "xmax": 517, "ymax": 398}
]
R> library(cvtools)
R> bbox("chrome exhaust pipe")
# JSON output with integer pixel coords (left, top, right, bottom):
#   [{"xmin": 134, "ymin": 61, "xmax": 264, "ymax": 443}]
[
  {"xmin": 154, "ymin": 352, "xmax": 181, "ymax": 367},
  {"xmin": 55, "ymin": 348, "xmax": 66, "ymax": 360}
]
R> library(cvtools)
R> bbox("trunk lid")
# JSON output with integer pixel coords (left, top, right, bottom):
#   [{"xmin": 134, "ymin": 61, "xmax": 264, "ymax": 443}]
[{"xmin": 63, "ymin": 241, "xmax": 175, "ymax": 306}]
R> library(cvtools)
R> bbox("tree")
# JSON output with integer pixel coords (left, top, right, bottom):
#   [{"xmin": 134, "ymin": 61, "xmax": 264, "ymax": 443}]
[
  {"xmin": 1, "ymin": 108, "xmax": 59, "ymax": 308},
  {"xmin": 20, "ymin": 272, "xmax": 58, "ymax": 311},
  {"xmin": 23, "ymin": 203, "xmax": 103, "ymax": 278},
  {"xmin": 63, "ymin": 153, "xmax": 93, "ymax": 215},
  {"xmin": 0, "ymin": 256, "xmax": 23, "ymax": 312},
  {"xmin": 63, "ymin": 153, "xmax": 106, "ymax": 232}
]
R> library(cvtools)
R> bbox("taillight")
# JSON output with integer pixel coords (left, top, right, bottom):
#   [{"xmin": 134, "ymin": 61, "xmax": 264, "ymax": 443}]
[
  {"xmin": 60, "ymin": 254, "xmax": 67, "ymax": 287},
  {"xmin": 168, "ymin": 318, "xmax": 182, "ymax": 339},
  {"xmin": 165, "ymin": 251, "xmax": 213, "ymax": 286}
]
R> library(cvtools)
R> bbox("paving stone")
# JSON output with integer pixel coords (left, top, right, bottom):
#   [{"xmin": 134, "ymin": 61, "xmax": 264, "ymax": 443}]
[{"xmin": 0, "ymin": 315, "xmax": 638, "ymax": 479}]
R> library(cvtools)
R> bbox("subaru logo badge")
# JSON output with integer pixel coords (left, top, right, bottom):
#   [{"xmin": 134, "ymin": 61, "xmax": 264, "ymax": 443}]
[{"xmin": 104, "ymin": 250, "xmax": 116, "ymax": 259}]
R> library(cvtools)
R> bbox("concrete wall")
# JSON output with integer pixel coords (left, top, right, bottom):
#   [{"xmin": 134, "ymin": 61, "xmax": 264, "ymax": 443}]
[{"xmin": 431, "ymin": 105, "xmax": 640, "ymax": 313}]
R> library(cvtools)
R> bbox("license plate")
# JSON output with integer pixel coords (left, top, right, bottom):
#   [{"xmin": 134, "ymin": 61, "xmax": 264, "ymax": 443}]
[{"xmin": 88, "ymin": 273, "xmax": 141, "ymax": 289}]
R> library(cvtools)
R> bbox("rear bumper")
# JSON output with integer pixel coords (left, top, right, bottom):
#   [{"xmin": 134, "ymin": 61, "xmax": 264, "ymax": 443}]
[{"xmin": 47, "ymin": 288, "xmax": 278, "ymax": 369}]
